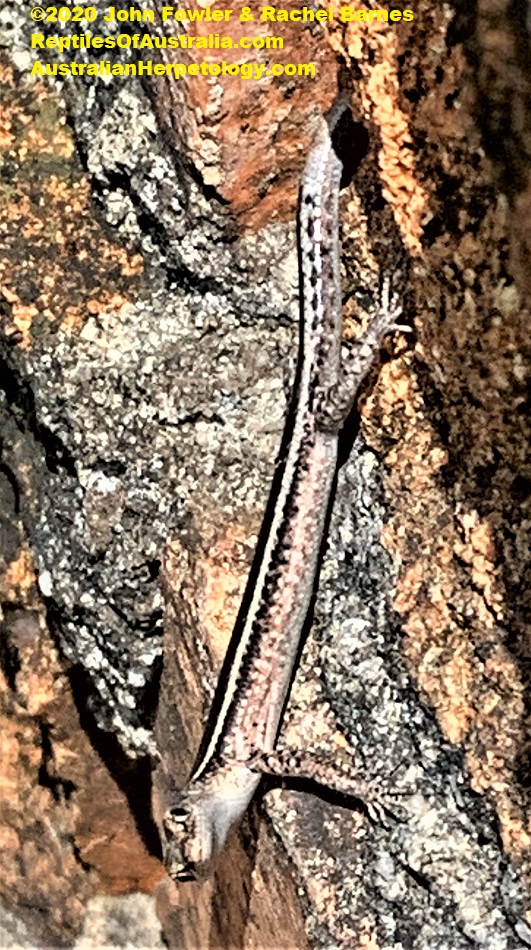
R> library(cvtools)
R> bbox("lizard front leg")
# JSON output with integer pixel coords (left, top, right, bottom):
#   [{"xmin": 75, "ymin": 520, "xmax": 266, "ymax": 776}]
[{"xmin": 250, "ymin": 745, "xmax": 410, "ymax": 823}]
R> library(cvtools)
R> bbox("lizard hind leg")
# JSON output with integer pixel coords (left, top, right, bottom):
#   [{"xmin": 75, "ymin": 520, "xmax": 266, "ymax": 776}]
[{"xmin": 314, "ymin": 275, "xmax": 407, "ymax": 433}]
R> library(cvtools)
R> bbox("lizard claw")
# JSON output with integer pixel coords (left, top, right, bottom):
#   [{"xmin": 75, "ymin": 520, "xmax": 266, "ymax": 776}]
[
  {"xmin": 364, "ymin": 778, "xmax": 415, "ymax": 825},
  {"xmin": 390, "ymin": 324, "xmax": 412, "ymax": 334},
  {"xmin": 366, "ymin": 798, "xmax": 390, "ymax": 826}
]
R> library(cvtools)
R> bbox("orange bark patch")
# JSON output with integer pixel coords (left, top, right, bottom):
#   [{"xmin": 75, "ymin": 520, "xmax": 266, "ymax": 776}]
[
  {"xmin": 329, "ymin": 1, "xmax": 427, "ymax": 253},
  {"xmin": 151, "ymin": 0, "xmax": 339, "ymax": 227},
  {"xmin": 200, "ymin": 525, "xmax": 252, "ymax": 663},
  {"xmin": 0, "ymin": 57, "xmax": 143, "ymax": 348},
  {"xmin": 3, "ymin": 548, "xmax": 35, "ymax": 600},
  {"xmin": 371, "ymin": 342, "xmax": 531, "ymax": 876}
]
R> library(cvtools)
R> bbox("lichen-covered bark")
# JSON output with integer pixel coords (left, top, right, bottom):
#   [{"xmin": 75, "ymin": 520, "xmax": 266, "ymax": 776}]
[{"xmin": 1, "ymin": 0, "xmax": 530, "ymax": 947}]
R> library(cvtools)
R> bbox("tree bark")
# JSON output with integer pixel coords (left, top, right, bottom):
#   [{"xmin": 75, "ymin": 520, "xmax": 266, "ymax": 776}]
[{"xmin": 1, "ymin": 1, "xmax": 530, "ymax": 948}]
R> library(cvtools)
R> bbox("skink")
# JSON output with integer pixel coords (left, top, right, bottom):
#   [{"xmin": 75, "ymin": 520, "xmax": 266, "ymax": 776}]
[{"xmin": 162, "ymin": 100, "xmax": 402, "ymax": 882}]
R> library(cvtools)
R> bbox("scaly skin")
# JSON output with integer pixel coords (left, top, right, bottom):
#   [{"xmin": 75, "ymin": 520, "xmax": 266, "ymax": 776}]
[{"xmin": 161, "ymin": 102, "xmax": 403, "ymax": 883}]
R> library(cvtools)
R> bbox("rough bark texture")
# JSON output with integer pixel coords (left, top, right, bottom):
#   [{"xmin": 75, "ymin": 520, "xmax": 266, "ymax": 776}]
[{"xmin": 1, "ymin": 1, "xmax": 531, "ymax": 948}]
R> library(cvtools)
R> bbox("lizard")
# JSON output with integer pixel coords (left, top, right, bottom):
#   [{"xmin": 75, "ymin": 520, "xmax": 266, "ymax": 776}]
[{"xmin": 161, "ymin": 98, "xmax": 405, "ymax": 883}]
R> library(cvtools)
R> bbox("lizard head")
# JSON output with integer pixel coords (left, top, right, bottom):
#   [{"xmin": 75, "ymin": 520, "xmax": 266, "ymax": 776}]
[
  {"xmin": 162, "ymin": 792, "xmax": 213, "ymax": 882},
  {"xmin": 162, "ymin": 770, "xmax": 260, "ymax": 882}
]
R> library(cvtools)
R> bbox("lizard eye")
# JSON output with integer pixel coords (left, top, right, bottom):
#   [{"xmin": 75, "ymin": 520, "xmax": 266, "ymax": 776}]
[
  {"xmin": 173, "ymin": 863, "xmax": 198, "ymax": 883},
  {"xmin": 168, "ymin": 806, "xmax": 189, "ymax": 822}
]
